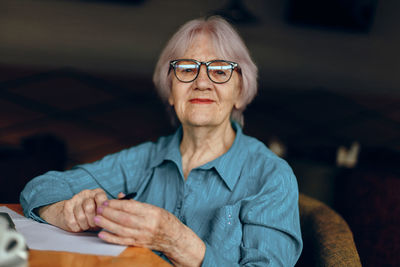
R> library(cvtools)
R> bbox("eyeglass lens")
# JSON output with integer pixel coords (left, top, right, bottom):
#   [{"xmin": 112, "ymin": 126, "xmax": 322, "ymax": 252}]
[{"xmin": 174, "ymin": 60, "xmax": 233, "ymax": 83}]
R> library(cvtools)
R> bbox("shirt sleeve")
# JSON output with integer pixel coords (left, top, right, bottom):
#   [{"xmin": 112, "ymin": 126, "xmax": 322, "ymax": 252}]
[
  {"xmin": 201, "ymin": 160, "xmax": 303, "ymax": 267},
  {"xmin": 20, "ymin": 168, "xmax": 94, "ymax": 222},
  {"xmin": 20, "ymin": 143, "xmax": 153, "ymax": 222}
]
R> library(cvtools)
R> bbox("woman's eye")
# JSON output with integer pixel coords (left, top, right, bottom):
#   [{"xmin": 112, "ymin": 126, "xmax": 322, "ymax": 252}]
[
  {"xmin": 216, "ymin": 70, "xmax": 227, "ymax": 76},
  {"xmin": 183, "ymin": 68, "xmax": 194, "ymax": 73},
  {"xmin": 211, "ymin": 69, "xmax": 227, "ymax": 76}
]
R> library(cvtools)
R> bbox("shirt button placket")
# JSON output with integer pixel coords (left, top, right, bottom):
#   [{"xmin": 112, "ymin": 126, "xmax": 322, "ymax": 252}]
[
  {"xmin": 179, "ymin": 179, "xmax": 192, "ymax": 224},
  {"xmin": 176, "ymin": 201, "xmax": 182, "ymax": 215},
  {"xmin": 176, "ymin": 183, "xmax": 184, "ymax": 221}
]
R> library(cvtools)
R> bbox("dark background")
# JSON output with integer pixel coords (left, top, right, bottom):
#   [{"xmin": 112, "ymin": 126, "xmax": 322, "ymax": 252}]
[{"xmin": 0, "ymin": 0, "xmax": 399, "ymax": 265}]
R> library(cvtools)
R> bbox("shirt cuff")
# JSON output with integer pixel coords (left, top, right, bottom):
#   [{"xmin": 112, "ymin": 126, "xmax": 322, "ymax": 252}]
[{"xmin": 20, "ymin": 176, "xmax": 73, "ymax": 223}]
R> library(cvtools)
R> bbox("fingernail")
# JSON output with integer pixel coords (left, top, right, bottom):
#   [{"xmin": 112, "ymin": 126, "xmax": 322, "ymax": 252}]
[
  {"xmin": 94, "ymin": 216, "xmax": 101, "ymax": 224},
  {"xmin": 98, "ymin": 232, "xmax": 105, "ymax": 239},
  {"xmin": 102, "ymin": 201, "xmax": 109, "ymax": 206},
  {"xmin": 97, "ymin": 207, "xmax": 103, "ymax": 214}
]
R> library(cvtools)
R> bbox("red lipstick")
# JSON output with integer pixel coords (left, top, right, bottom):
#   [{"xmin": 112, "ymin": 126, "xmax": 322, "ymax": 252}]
[{"xmin": 189, "ymin": 98, "xmax": 214, "ymax": 104}]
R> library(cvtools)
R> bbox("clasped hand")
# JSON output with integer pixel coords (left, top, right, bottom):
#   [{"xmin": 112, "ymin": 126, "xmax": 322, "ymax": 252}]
[
  {"xmin": 39, "ymin": 189, "xmax": 205, "ymax": 266},
  {"xmin": 39, "ymin": 189, "xmax": 184, "ymax": 253},
  {"xmin": 95, "ymin": 199, "xmax": 182, "ymax": 253},
  {"xmin": 39, "ymin": 188, "xmax": 108, "ymax": 232}
]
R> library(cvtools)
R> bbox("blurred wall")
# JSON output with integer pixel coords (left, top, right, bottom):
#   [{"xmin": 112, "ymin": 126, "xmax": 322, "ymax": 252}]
[{"xmin": 0, "ymin": 0, "xmax": 399, "ymax": 95}]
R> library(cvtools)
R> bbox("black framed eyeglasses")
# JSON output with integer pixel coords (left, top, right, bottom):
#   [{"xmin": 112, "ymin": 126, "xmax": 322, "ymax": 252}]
[{"xmin": 169, "ymin": 59, "xmax": 240, "ymax": 84}]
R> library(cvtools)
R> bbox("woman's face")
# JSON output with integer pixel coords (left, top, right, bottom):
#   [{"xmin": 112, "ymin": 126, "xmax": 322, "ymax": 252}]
[{"xmin": 169, "ymin": 33, "xmax": 242, "ymax": 129}]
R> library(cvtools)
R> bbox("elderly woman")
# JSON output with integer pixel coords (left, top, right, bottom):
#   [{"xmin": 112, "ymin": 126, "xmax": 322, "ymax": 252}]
[{"xmin": 21, "ymin": 17, "xmax": 302, "ymax": 266}]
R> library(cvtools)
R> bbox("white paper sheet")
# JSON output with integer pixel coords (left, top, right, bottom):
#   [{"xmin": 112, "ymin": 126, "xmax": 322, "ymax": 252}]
[{"xmin": 0, "ymin": 206, "xmax": 127, "ymax": 256}]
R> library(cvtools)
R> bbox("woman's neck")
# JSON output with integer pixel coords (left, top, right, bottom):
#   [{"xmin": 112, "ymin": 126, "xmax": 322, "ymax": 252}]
[{"xmin": 180, "ymin": 121, "xmax": 236, "ymax": 179}]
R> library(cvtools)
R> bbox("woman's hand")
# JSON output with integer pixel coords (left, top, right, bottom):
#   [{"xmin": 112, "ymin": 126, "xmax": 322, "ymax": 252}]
[
  {"xmin": 38, "ymin": 188, "xmax": 108, "ymax": 232},
  {"xmin": 94, "ymin": 199, "xmax": 206, "ymax": 267}
]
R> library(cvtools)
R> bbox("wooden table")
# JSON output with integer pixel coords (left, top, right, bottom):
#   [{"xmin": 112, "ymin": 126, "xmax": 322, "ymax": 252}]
[{"xmin": 5, "ymin": 204, "xmax": 172, "ymax": 267}]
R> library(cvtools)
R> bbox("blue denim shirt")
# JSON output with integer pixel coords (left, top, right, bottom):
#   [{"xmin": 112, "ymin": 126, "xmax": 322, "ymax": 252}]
[{"xmin": 21, "ymin": 122, "xmax": 302, "ymax": 266}]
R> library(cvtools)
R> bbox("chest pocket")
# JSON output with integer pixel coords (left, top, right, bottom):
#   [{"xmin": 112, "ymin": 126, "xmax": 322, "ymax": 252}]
[{"xmin": 205, "ymin": 202, "xmax": 242, "ymax": 259}]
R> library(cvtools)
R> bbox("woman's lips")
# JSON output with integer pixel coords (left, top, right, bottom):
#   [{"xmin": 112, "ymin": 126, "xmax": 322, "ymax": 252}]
[{"xmin": 189, "ymin": 98, "xmax": 215, "ymax": 104}]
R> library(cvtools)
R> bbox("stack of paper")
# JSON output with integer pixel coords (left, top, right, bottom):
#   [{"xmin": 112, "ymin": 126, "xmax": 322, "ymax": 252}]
[{"xmin": 0, "ymin": 206, "xmax": 127, "ymax": 256}]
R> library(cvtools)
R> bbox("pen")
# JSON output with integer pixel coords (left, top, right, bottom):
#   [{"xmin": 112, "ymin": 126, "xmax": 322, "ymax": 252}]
[{"xmin": 120, "ymin": 192, "xmax": 137, "ymax": 200}]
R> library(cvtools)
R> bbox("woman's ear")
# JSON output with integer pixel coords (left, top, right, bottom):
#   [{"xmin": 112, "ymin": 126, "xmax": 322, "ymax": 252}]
[
  {"xmin": 234, "ymin": 82, "xmax": 244, "ymax": 109},
  {"xmin": 234, "ymin": 99, "xmax": 244, "ymax": 110}
]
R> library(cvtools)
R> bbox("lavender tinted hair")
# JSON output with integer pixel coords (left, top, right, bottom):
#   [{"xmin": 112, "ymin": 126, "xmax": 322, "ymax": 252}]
[{"xmin": 153, "ymin": 16, "xmax": 258, "ymax": 126}]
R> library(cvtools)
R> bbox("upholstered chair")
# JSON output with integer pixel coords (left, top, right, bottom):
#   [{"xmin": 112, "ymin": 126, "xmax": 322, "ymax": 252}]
[{"xmin": 296, "ymin": 193, "xmax": 361, "ymax": 267}]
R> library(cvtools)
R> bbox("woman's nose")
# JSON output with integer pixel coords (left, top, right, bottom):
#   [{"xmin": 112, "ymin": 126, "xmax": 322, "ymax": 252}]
[{"xmin": 194, "ymin": 65, "xmax": 212, "ymax": 89}]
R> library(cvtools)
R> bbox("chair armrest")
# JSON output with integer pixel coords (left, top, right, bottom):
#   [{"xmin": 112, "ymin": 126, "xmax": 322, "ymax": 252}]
[{"xmin": 298, "ymin": 193, "xmax": 361, "ymax": 267}]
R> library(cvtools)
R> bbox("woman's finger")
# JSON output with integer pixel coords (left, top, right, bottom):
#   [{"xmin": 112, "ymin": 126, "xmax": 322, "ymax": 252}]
[
  {"xmin": 98, "ymin": 230, "xmax": 136, "ymax": 246},
  {"xmin": 106, "ymin": 199, "xmax": 150, "ymax": 215},
  {"xmin": 62, "ymin": 200, "xmax": 80, "ymax": 232},
  {"xmin": 94, "ymin": 189, "xmax": 108, "ymax": 208},
  {"xmin": 94, "ymin": 214, "xmax": 139, "ymax": 238},
  {"xmin": 74, "ymin": 202, "xmax": 89, "ymax": 231},
  {"xmin": 96, "ymin": 206, "xmax": 143, "ymax": 230},
  {"xmin": 82, "ymin": 198, "xmax": 97, "ymax": 228},
  {"xmin": 100, "ymin": 203, "xmax": 169, "ymax": 236},
  {"xmin": 103, "ymin": 201, "xmax": 172, "ymax": 234}
]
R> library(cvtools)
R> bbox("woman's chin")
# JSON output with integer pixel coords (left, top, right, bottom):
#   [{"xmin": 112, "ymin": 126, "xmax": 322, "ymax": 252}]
[
  {"xmin": 188, "ymin": 119, "xmax": 214, "ymax": 127},
  {"xmin": 184, "ymin": 115, "xmax": 228, "ymax": 128}
]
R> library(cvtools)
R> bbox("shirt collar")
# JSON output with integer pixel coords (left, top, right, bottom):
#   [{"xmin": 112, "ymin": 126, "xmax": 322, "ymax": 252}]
[
  {"xmin": 200, "ymin": 121, "xmax": 248, "ymax": 191},
  {"xmin": 150, "ymin": 121, "xmax": 248, "ymax": 190},
  {"xmin": 150, "ymin": 126, "xmax": 183, "ymax": 172}
]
